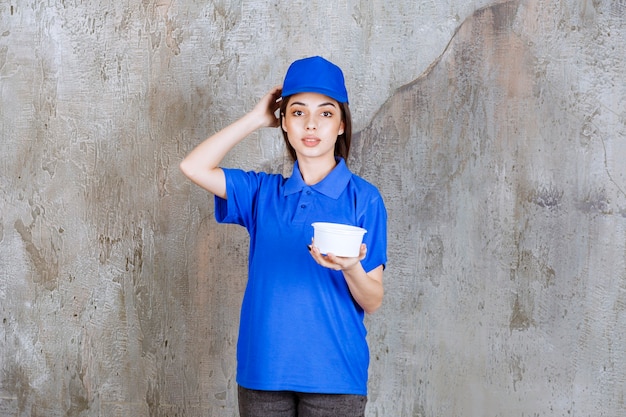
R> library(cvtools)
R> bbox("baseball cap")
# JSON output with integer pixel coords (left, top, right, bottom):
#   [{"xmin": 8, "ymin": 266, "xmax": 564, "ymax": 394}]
[{"xmin": 281, "ymin": 56, "xmax": 349, "ymax": 104}]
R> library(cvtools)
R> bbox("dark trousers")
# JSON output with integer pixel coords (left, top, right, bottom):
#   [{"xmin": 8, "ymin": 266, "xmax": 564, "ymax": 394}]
[{"xmin": 237, "ymin": 386, "xmax": 367, "ymax": 417}]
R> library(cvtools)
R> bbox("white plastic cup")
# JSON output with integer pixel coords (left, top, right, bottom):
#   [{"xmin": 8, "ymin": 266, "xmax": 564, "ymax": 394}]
[{"xmin": 311, "ymin": 222, "xmax": 367, "ymax": 257}]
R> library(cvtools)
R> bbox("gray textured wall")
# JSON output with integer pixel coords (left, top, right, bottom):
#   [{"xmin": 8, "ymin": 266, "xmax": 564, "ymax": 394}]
[{"xmin": 1, "ymin": 0, "xmax": 625, "ymax": 416}]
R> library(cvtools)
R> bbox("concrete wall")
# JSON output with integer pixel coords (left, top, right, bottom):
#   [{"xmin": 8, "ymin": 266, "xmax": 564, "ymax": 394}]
[{"xmin": 1, "ymin": 0, "xmax": 624, "ymax": 416}]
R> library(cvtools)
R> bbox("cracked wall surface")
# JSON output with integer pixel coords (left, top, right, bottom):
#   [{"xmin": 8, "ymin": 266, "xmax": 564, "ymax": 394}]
[{"xmin": 1, "ymin": 1, "xmax": 625, "ymax": 416}]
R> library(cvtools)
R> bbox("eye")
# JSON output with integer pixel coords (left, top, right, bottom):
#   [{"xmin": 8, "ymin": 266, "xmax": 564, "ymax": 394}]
[
  {"xmin": 292, "ymin": 110, "xmax": 304, "ymax": 116},
  {"xmin": 321, "ymin": 111, "xmax": 333, "ymax": 117}
]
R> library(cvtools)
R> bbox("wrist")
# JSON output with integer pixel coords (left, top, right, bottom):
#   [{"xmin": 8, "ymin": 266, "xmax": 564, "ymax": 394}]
[
  {"xmin": 241, "ymin": 111, "xmax": 266, "ymax": 130},
  {"xmin": 342, "ymin": 260, "xmax": 363, "ymax": 274}
]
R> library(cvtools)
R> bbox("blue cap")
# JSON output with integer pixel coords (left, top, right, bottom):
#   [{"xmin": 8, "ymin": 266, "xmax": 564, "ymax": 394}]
[{"xmin": 282, "ymin": 56, "xmax": 349, "ymax": 104}]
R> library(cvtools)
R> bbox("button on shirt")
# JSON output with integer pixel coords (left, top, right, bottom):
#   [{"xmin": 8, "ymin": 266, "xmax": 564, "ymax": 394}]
[{"xmin": 214, "ymin": 158, "xmax": 387, "ymax": 395}]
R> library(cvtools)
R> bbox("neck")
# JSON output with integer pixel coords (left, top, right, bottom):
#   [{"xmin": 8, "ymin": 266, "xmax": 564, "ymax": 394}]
[{"xmin": 297, "ymin": 156, "xmax": 337, "ymax": 185}]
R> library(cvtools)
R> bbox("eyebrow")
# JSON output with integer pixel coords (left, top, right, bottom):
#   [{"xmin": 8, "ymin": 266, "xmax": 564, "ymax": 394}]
[{"xmin": 289, "ymin": 101, "xmax": 337, "ymax": 108}]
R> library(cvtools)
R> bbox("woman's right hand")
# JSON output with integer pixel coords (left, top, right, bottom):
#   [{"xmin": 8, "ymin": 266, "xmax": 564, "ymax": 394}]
[{"xmin": 250, "ymin": 86, "xmax": 283, "ymax": 129}]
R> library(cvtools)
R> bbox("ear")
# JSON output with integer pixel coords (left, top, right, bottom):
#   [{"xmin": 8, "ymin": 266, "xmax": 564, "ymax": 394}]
[
  {"xmin": 338, "ymin": 120, "xmax": 345, "ymax": 136},
  {"xmin": 281, "ymin": 113, "xmax": 287, "ymax": 131}
]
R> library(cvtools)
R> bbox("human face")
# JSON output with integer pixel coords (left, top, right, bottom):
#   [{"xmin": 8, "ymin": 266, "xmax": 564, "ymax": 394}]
[{"xmin": 281, "ymin": 92, "xmax": 345, "ymax": 163}]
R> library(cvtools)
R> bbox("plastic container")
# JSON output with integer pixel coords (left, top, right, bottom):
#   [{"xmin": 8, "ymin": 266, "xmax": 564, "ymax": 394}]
[{"xmin": 311, "ymin": 222, "xmax": 367, "ymax": 257}]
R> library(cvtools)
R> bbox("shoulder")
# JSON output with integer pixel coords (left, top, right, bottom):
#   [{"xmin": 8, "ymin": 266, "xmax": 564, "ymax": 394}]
[
  {"xmin": 221, "ymin": 168, "xmax": 288, "ymax": 200},
  {"xmin": 223, "ymin": 168, "xmax": 287, "ymax": 185},
  {"xmin": 348, "ymin": 172, "xmax": 384, "ymax": 200}
]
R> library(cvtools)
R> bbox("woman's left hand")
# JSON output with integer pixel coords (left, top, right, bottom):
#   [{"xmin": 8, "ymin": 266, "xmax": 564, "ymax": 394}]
[
  {"xmin": 309, "ymin": 239, "xmax": 384, "ymax": 314},
  {"xmin": 308, "ymin": 240, "xmax": 367, "ymax": 271}
]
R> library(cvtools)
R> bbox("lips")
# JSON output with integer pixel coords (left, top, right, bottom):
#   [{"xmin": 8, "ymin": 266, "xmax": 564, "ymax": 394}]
[{"xmin": 302, "ymin": 137, "xmax": 321, "ymax": 147}]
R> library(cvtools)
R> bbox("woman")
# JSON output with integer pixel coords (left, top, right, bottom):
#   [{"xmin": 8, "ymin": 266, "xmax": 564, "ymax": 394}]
[{"xmin": 180, "ymin": 56, "xmax": 387, "ymax": 417}]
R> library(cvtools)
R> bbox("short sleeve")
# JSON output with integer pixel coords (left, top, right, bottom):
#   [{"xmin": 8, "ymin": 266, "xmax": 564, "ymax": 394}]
[
  {"xmin": 214, "ymin": 168, "xmax": 261, "ymax": 230},
  {"xmin": 359, "ymin": 192, "xmax": 388, "ymax": 274}
]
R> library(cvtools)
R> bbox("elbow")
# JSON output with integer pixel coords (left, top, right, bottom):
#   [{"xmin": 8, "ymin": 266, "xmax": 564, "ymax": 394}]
[
  {"xmin": 364, "ymin": 302, "xmax": 382, "ymax": 315},
  {"xmin": 179, "ymin": 158, "xmax": 194, "ymax": 179},
  {"xmin": 363, "ymin": 293, "xmax": 384, "ymax": 315}
]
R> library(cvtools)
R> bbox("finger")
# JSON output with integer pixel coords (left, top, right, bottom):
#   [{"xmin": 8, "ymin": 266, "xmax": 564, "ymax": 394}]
[
  {"xmin": 308, "ymin": 245, "xmax": 325, "ymax": 264},
  {"xmin": 270, "ymin": 85, "xmax": 282, "ymax": 95},
  {"xmin": 323, "ymin": 253, "xmax": 351, "ymax": 270},
  {"xmin": 310, "ymin": 246, "xmax": 340, "ymax": 270}
]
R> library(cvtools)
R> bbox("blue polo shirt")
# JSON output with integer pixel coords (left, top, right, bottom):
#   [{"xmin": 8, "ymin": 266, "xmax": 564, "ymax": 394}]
[{"xmin": 214, "ymin": 158, "xmax": 387, "ymax": 395}]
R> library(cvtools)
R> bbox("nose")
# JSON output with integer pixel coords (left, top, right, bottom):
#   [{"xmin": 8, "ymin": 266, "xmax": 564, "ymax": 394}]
[{"xmin": 305, "ymin": 115, "xmax": 317, "ymax": 130}]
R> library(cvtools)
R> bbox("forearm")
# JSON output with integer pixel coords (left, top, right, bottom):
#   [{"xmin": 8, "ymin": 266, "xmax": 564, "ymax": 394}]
[
  {"xmin": 179, "ymin": 112, "xmax": 265, "ymax": 197},
  {"xmin": 180, "ymin": 86, "xmax": 282, "ymax": 198},
  {"xmin": 181, "ymin": 112, "xmax": 265, "ymax": 171},
  {"xmin": 341, "ymin": 264, "xmax": 384, "ymax": 314}
]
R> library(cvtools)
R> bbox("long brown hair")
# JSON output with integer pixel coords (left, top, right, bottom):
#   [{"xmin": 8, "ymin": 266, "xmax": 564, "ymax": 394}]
[{"xmin": 279, "ymin": 97, "xmax": 352, "ymax": 163}]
